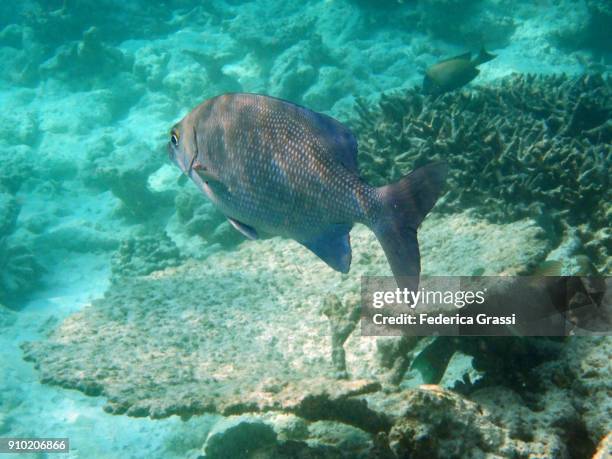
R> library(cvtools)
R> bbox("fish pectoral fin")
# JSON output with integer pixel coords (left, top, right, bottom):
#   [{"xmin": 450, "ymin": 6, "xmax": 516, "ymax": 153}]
[
  {"xmin": 227, "ymin": 217, "xmax": 259, "ymax": 240},
  {"xmin": 195, "ymin": 168, "xmax": 229, "ymax": 194},
  {"xmin": 301, "ymin": 224, "xmax": 352, "ymax": 274},
  {"xmin": 194, "ymin": 167, "xmax": 222, "ymax": 185}
]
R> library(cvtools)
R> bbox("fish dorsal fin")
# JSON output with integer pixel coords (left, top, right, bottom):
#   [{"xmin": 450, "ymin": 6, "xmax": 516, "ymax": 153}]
[
  {"xmin": 303, "ymin": 109, "xmax": 359, "ymax": 173},
  {"xmin": 266, "ymin": 96, "xmax": 359, "ymax": 173},
  {"xmin": 301, "ymin": 224, "xmax": 352, "ymax": 273},
  {"xmin": 439, "ymin": 51, "xmax": 472, "ymax": 63},
  {"xmin": 227, "ymin": 217, "xmax": 258, "ymax": 240}
]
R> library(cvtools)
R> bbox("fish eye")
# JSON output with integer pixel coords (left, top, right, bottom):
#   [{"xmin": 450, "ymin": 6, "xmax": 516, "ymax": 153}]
[{"xmin": 170, "ymin": 130, "xmax": 179, "ymax": 146}]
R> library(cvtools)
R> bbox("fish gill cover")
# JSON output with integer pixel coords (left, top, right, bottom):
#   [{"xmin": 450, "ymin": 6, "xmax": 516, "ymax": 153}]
[{"xmin": 0, "ymin": 0, "xmax": 610, "ymax": 458}]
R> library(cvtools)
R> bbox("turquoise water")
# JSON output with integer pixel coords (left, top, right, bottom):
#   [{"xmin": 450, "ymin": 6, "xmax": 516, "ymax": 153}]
[{"xmin": 0, "ymin": 1, "xmax": 610, "ymax": 458}]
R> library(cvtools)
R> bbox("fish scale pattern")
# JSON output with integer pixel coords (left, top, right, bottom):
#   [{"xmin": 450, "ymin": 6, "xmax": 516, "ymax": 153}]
[{"xmin": 195, "ymin": 94, "xmax": 375, "ymax": 240}]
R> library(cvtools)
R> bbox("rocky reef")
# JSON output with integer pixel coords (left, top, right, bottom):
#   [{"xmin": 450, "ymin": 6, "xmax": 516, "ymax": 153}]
[
  {"xmin": 2, "ymin": 1, "xmax": 610, "ymax": 457},
  {"xmin": 21, "ymin": 212, "xmax": 549, "ymax": 414},
  {"xmin": 171, "ymin": 187, "xmax": 245, "ymax": 251},
  {"xmin": 21, "ymin": 209, "xmax": 610, "ymax": 457},
  {"xmin": 0, "ymin": 0, "xmax": 606, "ymax": 308},
  {"xmin": 110, "ymin": 231, "xmax": 183, "ymax": 281},
  {"xmin": 584, "ymin": 0, "xmax": 612, "ymax": 52},
  {"xmin": 352, "ymin": 73, "xmax": 611, "ymax": 272},
  {"xmin": 415, "ymin": 0, "xmax": 516, "ymax": 48}
]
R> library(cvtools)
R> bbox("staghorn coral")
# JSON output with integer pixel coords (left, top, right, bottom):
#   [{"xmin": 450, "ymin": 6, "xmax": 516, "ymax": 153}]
[
  {"xmin": 0, "ymin": 237, "xmax": 44, "ymax": 309},
  {"xmin": 352, "ymin": 73, "xmax": 611, "ymax": 271}
]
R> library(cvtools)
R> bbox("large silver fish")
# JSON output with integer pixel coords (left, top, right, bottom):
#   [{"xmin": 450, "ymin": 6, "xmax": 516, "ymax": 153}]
[{"xmin": 168, "ymin": 93, "xmax": 447, "ymax": 289}]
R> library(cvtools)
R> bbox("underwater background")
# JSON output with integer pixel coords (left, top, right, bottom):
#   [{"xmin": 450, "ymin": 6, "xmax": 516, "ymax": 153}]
[{"xmin": 0, "ymin": 0, "xmax": 610, "ymax": 458}]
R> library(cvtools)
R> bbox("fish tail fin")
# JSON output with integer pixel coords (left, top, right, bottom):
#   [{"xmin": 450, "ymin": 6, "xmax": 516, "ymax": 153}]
[
  {"xmin": 371, "ymin": 163, "xmax": 448, "ymax": 291},
  {"xmin": 474, "ymin": 46, "xmax": 496, "ymax": 66}
]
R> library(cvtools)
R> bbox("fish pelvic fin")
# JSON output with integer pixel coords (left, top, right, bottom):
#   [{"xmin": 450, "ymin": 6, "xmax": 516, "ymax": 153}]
[
  {"xmin": 227, "ymin": 217, "xmax": 258, "ymax": 240},
  {"xmin": 371, "ymin": 162, "xmax": 448, "ymax": 291},
  {"xmin": 473, "ymin": 47, "xmax": 496, "ymax": 67}
]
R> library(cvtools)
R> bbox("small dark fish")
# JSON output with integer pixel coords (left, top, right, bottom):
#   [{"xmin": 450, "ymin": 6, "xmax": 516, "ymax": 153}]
[
  {"xmin": 423, "ymin": 47, "xmax": 496, "ymax": 95},
  {"xmin": 168, "ymin": 94, "xmax": 447, "ymax": 290}
]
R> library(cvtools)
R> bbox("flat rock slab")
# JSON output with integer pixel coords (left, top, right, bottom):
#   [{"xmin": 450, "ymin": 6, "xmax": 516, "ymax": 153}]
[{"xmin": 22, "ymin": 212, "xmax": 549, "ymax": 419}]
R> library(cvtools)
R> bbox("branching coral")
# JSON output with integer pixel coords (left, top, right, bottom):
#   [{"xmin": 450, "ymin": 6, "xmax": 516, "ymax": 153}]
[{"xmin": 352, "ymin": 73, "xmax": 611, "ymax": 270}]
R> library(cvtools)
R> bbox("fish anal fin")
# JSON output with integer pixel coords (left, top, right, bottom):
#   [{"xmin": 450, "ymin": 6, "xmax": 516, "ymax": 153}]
[
  {"xmin": 227, "ymin": 217, "xmax": 258, "ymax": 240},
  {"xmin": 301, "ymin": 224, "xmax": 352, "ymax": 273}
]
